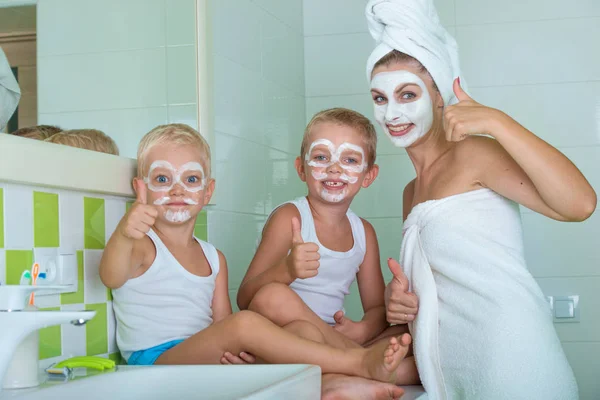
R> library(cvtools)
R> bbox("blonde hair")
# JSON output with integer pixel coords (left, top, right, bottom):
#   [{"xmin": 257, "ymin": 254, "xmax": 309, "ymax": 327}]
[
  {"xmin": 137, "ymin": 123, "xmax": 211, "ymax": 178},
  {"xmin": 45, "ymin": 129, "xmax": 119, "ymax": 155},
  {"xmin": 301, "ymin": 108, "xmax": 377, "ymax": 169},
  {"xmin": 11, "ymin": 125, "xmax": 62, "ymax": 140}
]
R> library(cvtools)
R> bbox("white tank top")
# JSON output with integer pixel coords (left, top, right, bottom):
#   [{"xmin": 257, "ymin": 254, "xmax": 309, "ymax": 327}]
[
  {"xmin": 282, "ymin": 197, "xmax": 366, "ymax": 325},
  {"xmin": 112, "ymin": 229, "xmax": 219, "ymax": 359}
]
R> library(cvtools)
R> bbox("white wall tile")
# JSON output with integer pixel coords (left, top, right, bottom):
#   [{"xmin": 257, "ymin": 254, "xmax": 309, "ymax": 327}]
[
  {"xmin": 229, "ymin": 289, "xmax": 240, "ymax": 312},
  {"xmin": 305, "ymin": 94, "xmax": 405, "ymax": 156},
  {"xmin": 106, "ymin": 301, "xmax": 117, "ymax": 354},
  {"xmin": 37, "ymin": 0, "xmax": 166, "ymax": 57},
  {"xmin": 39, "ymin": 107, "xmax": 169, "ymax": 160},
  {"xmin": 213, "ymin": 133, "xmax": 267, "ymax": 215},
  {"xmin": 61, "ymin": 303, "xmax": 88, "ymax": 358},
  {"xmin": 263, "ymin": 80, "xmax": 305, "ymax": 154},
  {"xmin": 456, "ymin": 0, "xmax": 600, "ymax": 26},
  {"xmin": 104, "ymin": 199, "xmax": 126, "ymax": 245},
  {"xmin": 59, "ymin": 191, "xmax": 84, "ymax": 253},
  {"xmin": 168, "ymin": 105, "xmax": 198, "ymax": 130},
  {"xmin": 536, "ymin": 276, "xmax": 600, "ymax": 343},
  {"xmin": 0, "ymin": 250, "xmax": 5, "ymax": 285},
  {"xmin": 351, "ymin": 154, "xmax": 414, "ymax": 218},
  {"xmin": 560, "ymin": 147, "xmax": 600, "ymax": 195},
  {"xmin": 208, "ymin": 211, "xmax": 265, "ymax": 290},
  {"xmin": 38, "ymin": 48, "xmax": 168, "ymax": 114},
  {"xmin": 470, "ymin": 82, "xmax": 600, "ymax": 148},
  {"xmin": 213, "ymin": 55, "xmax": 264, "ymax": 144},
  {"xmin": 265, "ymin": 149, "xmax": 305, "ymax": 213},
  {"xmin": 167, "ymin": 45, "xmax": 197, "ymax": 105},
  {"xmin": 367, "ymin": 217, "xmax": 404, "ymax": 276},
  {"xmin": 211, "ymin": 0, "xmax": 263, "ymax": 73},
  {"xmin": 3, "ymin": 184, "xmax": 33, "ymax": 250},
  {"xmin": 433, "ymin": 0, "xmax": 456, "ymax": 27},
  {"xmin": 562, "ymin": 342, "xmax": 600, "ymax": 400},
  {"xmin": 523, "ymin": 210, "xmax": 600, "ymax": 278},
  {"xmin": 252, "ymin": 0, "xmax": 303, "ymax": 34},
  {"xmin": 84, "ymin": 250, "xmax": 107, "ymax": 304},
  {"xmin": 304, "ymin": 33, "xmax": 374, "ymax": 97},
  {"xmin": 457, "ymin": 18, "xmax": 600, "ymax": 87},
  {"xmin": 303, "ymin": 0, "xmax": 368, "ymax": 37},
  {"xmin": 166, "ymin": 0, "xmax": 197, "ymax": 46},
  {"xmin": 261, "ymin": 13, "xmax": 305, "ymax": 96}
]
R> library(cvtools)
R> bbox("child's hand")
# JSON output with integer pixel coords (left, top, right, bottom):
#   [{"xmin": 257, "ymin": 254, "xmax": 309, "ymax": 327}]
[
  {"xmin": 220, "ymin": 351, "xmax": 256, "ymax": 365},
  {"xmin": 333, "ymin": 311, "xmax": 367, "ymax": 344},
  {"xmin": 385, "ymin": 258, "xmax": 419, "ymax": 324},
  {"xmin": 286, "ymin": 217, "xmax": 320, "ymax": 280},
  {"xmin": 119, "ymin": 180, "xmax": 159, "ymax": 240}
]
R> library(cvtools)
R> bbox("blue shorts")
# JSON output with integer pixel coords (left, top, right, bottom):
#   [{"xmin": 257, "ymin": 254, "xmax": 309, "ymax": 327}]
[{"xmin": 127, "ymin": 339, "xmax": 185, "ymax": 365}]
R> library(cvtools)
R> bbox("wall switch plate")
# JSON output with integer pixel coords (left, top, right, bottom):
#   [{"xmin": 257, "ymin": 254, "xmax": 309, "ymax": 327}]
[
  {"xmin": 546, "ymin": 295, "xmax": 580, "ymax": 323},
  {"xmin": 33, "ymin": 248, "xmax": 77, "ymax": 295}
]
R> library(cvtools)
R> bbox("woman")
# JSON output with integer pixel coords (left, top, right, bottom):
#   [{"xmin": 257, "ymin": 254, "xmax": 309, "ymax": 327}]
[{"xmin": 366, "ymin": 0, "xmax": 596, "ymax": 398}]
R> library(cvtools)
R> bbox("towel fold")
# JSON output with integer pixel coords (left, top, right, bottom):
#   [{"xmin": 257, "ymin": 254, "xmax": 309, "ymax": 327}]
[
  {"xmin": 401, "ymin": 188, "xmax": 578, "ymax": 399},
  {"xmin": 0, "ymin": 48, "xmax": 21, "ymax": 131},
  {"xmin": 365, "ymin": 0, "xmax": 462, "ymax": 105}
]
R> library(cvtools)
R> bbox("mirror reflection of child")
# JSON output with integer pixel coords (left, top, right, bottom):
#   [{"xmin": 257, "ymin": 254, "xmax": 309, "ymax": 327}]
[
  {"xmin": 99, "ymin": 123, "xmax": 412, "ymax": 392},
  {"xmin": 44, "ymin": 129, "xmax": 119, "ymax": 155},
  {"xmin": 238, "ymin": 108, "xmax": 420, "ymax": 386}
]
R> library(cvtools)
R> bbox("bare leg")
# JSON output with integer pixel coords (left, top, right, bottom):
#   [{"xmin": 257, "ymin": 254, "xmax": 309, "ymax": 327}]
[
  {"xmin": 155, "ymin": 310, "xmax": 410, "ymax": 383},
  {"xmin": 249, "ymin": 283, "xmax": 361, "ymax": 349},
  {"xmin": 321, "ymin": 374, "xmax": 404, "ymax": 400},
  {"xmin": 365, "ymin": 325, "xmax": 419, "ymax": 386}
]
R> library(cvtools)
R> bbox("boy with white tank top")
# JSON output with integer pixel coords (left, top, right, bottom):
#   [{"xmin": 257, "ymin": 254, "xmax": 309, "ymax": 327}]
[
  {"xmin": 238, "ymin": 109, "xmax": 419, "ymax": 385},
  {"xmin": 98, "ymin": 123, "xmax": 412, "ymax": 389}
]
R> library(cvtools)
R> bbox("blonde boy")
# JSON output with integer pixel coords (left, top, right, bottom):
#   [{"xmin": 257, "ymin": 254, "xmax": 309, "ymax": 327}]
[
  {"xmin": 99, "ymin": 123, "xmax": 411, "ymax": 386},
  {"xmin": 45, "ymin": 129, "xmax": 119, "ymax": 155},
  {"xmin": 238, "ymin": 109, "xmax": 419, "ymax": 385}
]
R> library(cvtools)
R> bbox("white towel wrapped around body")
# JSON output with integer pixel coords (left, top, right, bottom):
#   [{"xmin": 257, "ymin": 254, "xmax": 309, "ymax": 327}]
[
  {"xmin": 401, "ymin": 188, "xmax": 578, "ymax": 399},
  {"xmin": 365, "ymin": 0, "xmax": 463, "ymax": 105},
  {"xmin": 0, "ymin": 48, "xmax": 21, "ymax": 131}
]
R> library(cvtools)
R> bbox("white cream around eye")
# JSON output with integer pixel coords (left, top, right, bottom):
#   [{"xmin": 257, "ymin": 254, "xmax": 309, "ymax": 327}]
[
  {"xmin": 305, "ymin": 139, "xmax": 367, "ymax": 174},
  {"xmin": 370, "ymin": 70, "xmax": 434, "ymax": 148},
  {"xmin": 145, "ymin": 160, "xmax": 207, "ymax": 193}
]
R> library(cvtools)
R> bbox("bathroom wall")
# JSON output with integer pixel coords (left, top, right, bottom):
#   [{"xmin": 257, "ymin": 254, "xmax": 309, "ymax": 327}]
[
  {"xmin": 0, "ymin": 181, "xmax": 207, "ymax": 367},
  {"xmin": 35, "ymin": 0, "xmax": 199, "ymax": 158},
  {"xmin": 302, "ymin": 0, "xmax": 600, "ymax": 398},
  {"xmin": 206, "ymin": 0, "xmax": 306, "ymax": 305}
]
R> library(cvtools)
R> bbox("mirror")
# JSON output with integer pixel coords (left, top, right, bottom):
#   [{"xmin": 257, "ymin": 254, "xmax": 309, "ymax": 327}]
[{"xmin": 0, "ymin": 0, "xmax": 199, "ymax": 159}]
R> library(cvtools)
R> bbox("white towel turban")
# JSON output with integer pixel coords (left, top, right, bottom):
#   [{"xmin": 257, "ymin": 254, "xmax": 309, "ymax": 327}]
[
  {"xmin": 366, "ymin": 0, "xmax": 463, "ymax": 105},
  {"xmin": 0, "ymin": 48, "xmax": 21, "ymax": 131}
]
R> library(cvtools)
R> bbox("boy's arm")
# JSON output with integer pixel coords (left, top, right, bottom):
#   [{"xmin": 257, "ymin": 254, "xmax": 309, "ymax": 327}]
[
  {"xmin": 335, "ymin": 219, "xmax": 387, "ymax": 344},
  {"xmin": 237, "ymin": 204, "xmax": 319, "ymax": 310},
  {"xmin": 99, "ymin": 181, "xmax": 157, "ymax": 289},
  {"xmin": 211, "ymin": 250, "xmax": 233, "ymax": 323}
]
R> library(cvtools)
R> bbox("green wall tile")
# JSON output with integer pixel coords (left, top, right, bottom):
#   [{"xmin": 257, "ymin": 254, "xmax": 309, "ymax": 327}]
[
  {"xmin": 125, "ymin": 201, "xmax": 134, "ymax": 212},
  {"xmin": 196, "ymin": 210, "xmax": 207, "ymax": 225},
  {"xmin": 0, "ymin": 188, "xmax": 4, "ymax": 248},
  {"xmin": 107, "ymin": 287, "xmax": 113, "ymax": 301},
  {"xmin": 5, "ymin": 250, "xmax": 33, "ymax": 285},
  {"xmin": 33, "ymin": 192, "xmax": 60, "ymax": 248},
  {"xmin": 194, "ymin": 224, "xmax": 208, "ymax": 241},
  {"xmin": 61, "ymin": 251, "xmax": 84, "ymax": 305},
  {"xmin": 84, "ymin": 197, "xmax": 105, "ymax": 250},
  {"xmin": 39, "ymin": 307, "xmax": 61, "ymax": 360},
  {"xmin": 86, "ymin": 303, "xmax": 108, "ymax": 356},
  {"xmin": 108, "ymin": 352, "xmax": 123, "ymax": 365}
]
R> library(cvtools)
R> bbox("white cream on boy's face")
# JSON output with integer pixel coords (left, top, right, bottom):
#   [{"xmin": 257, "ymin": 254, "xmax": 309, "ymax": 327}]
[
  {"xmin": 303, "ymin": 123, "xmax": 368, "ymax": 204},
  {"xmin": 143, "ymin": 144, "xmax": 208, "ymax": 224},
  {"xmin": 370, "ymin": 70, "xmax": 434, "ymax": 148}
]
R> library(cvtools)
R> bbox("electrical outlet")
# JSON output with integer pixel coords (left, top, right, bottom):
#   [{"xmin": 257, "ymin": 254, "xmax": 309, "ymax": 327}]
[{"xmin": 33, "ymin": 248, "xmax": 77, "ymax": 295}]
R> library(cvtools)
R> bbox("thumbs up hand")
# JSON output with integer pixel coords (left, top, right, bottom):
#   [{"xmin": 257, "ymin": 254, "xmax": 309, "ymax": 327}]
[
  {"xmin": 443, "ymin": 77, "xmax": 508, "ymax": 142},
  {"xmin": 118, "ymin": 178, "xmax": 159, "ymax": 240},
  {"xmin": 286, "ymin": 217, "xmax": 320, "ymax": 280},
  {"xmin": 385, "ymin": 258, "xmax": 419, "ymax": 324}
]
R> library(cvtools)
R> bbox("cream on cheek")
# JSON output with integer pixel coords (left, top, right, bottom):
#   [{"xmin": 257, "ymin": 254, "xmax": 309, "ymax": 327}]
[{"xmin": 370, "ymin": 70, "xmax": 434, "ymax": 148}]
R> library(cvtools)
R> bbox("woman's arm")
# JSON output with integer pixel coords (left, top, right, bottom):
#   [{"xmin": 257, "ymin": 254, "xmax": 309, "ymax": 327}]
[{"xmin": 446, "ymin": 79, "xmax": 596, "ymax": 221}]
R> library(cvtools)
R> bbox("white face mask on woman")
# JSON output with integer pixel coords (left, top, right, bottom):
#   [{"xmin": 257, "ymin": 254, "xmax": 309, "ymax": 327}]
[{"xmin": 370, "ymin": 70, "xmax": 434, "ymax": 148}]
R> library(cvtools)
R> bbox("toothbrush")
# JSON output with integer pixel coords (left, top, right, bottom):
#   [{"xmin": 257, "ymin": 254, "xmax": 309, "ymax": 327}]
[
  {"xmin": 28, "ymin": 263, "xmax": 39, "ymax": 306},
  {"xmin": 19, "ymin": 270, "xmax": 32, "ymax": 286}
]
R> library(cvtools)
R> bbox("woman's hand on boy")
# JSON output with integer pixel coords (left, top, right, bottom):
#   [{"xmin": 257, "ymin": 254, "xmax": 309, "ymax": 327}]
[
  {"xmin": 119, "ymin": 180, "xmax": 158, "ymax": 240},
  {"xmin": 220, "ymin": 351, "xmax": 256, "ymax": 365},
  {"xmin": 286, "ymin": 217, "xmax": 320, "ymax": 280},
  {"xmin": 385, "ymin": 258, "xmax": 418, "ymax": 324}
]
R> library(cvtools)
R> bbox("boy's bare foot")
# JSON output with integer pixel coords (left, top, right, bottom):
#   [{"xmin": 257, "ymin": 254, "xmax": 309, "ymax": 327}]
[
  {"xmin": 363, "ymin": 334, "xmax": 411, "ymax": 383},
  {"xmin": 322, "ymin": 374, "xmax": 404, "ymax": 400}
]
